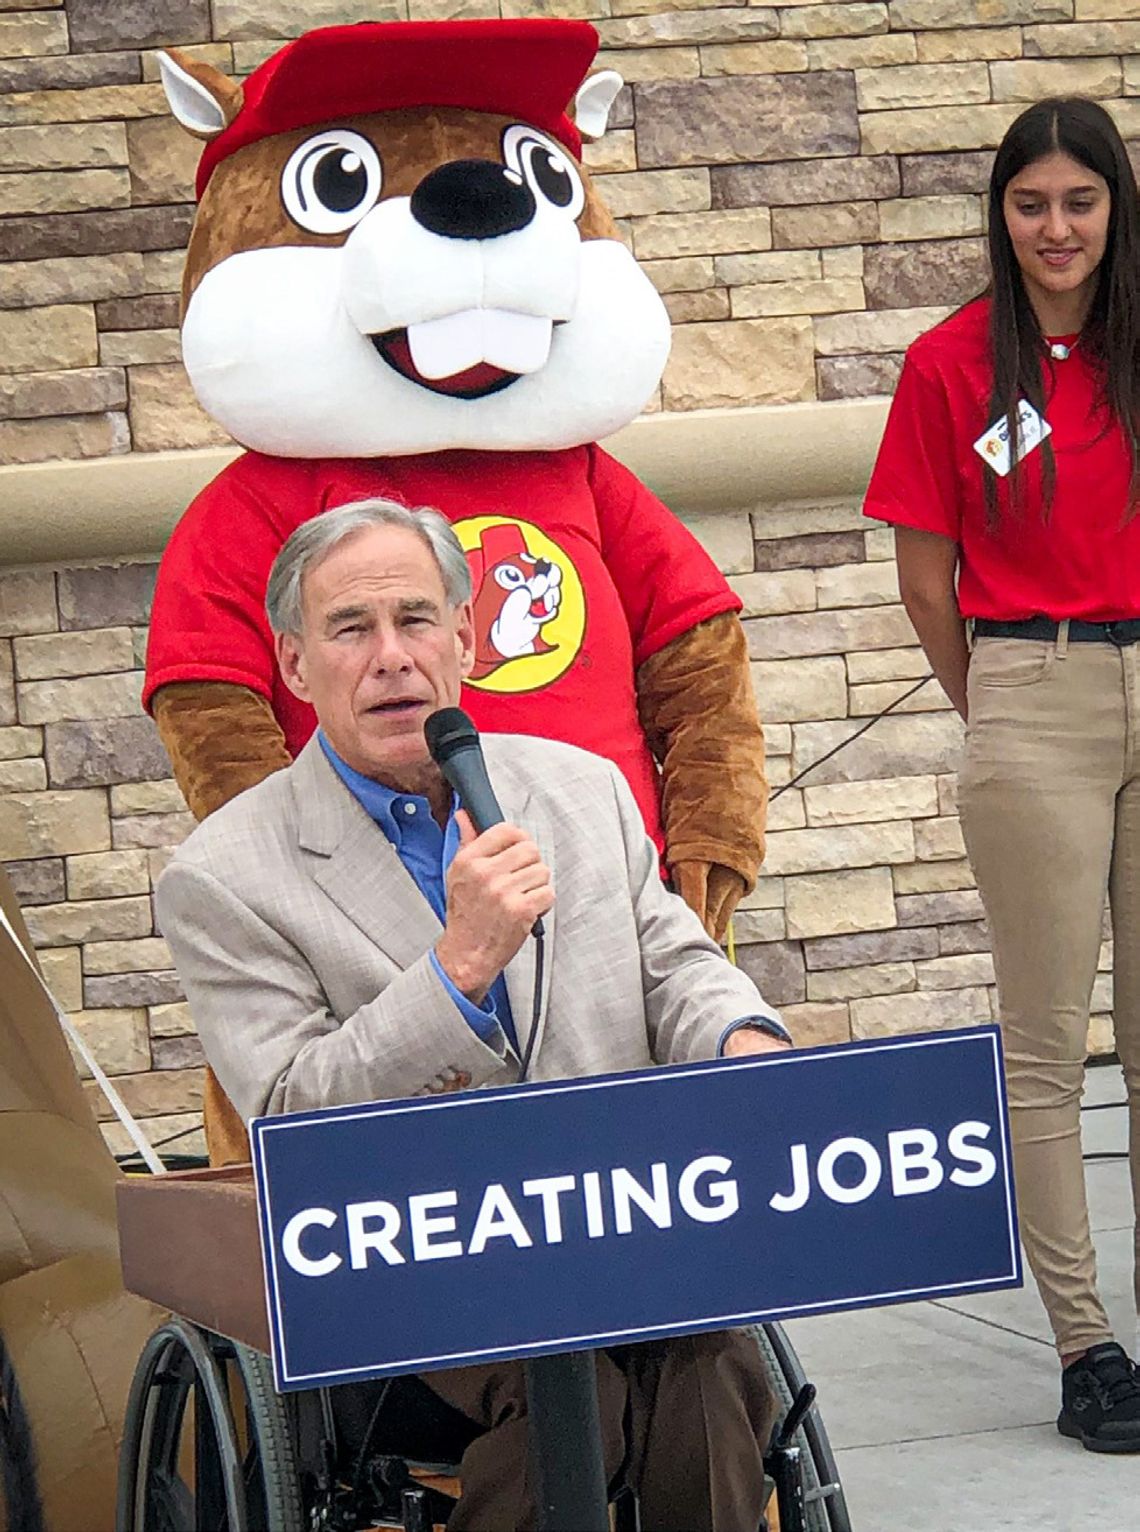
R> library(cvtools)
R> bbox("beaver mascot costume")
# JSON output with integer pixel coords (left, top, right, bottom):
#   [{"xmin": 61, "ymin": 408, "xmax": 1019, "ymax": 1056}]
[{"xmin": 143, "ymin": 19, "xmax": 768, "ymax": 1164}]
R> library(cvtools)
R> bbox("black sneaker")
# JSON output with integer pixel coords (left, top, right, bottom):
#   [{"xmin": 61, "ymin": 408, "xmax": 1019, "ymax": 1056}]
[{"xmin": 1057, "ymin": 1342, "xmax": 1140, "ymax": 1453}]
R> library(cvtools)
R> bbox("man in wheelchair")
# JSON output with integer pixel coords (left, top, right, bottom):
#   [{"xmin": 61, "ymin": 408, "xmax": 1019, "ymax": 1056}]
[{"xmin": 156, "ymin": 497, "xmax": 793, "ymax": 1531}]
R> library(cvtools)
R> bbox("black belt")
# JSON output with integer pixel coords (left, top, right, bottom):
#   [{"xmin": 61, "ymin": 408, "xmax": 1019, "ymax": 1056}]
[{"xmin": 974, "ymin": 616, "xmax": 1140, "ymax": 647}]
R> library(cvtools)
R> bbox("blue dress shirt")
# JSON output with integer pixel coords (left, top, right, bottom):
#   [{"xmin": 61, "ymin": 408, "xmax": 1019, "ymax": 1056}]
[{"xmin": 318, "ymin": 733, "xmax": 518, "ymax": 1052}]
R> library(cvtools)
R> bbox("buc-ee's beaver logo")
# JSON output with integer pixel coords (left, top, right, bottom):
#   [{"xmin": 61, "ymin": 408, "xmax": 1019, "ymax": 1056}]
[{"xmin": 455, "ymin": 517, "xmax": 585, "ymax": 693}]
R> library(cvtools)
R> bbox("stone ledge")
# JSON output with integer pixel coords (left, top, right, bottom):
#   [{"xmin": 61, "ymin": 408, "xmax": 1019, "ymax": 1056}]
[{"xmin": 0, "ymin": 398, "xmax": 890, "ymax": 567}]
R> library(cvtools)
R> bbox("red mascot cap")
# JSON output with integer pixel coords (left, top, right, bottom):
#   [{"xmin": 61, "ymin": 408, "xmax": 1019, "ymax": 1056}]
[
  {"xmin": 466, "ymin": 522, "xmax": 530, "ymax": 590},
  {"xmin": 196, "ymin": 18, "xmax": 600, "ymax": 199}
]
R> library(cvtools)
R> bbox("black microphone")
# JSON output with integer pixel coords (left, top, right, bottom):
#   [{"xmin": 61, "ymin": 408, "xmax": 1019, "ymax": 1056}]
[{"xmin": 424, "ymin": 706, "xmax": 545, "ymax": 943}]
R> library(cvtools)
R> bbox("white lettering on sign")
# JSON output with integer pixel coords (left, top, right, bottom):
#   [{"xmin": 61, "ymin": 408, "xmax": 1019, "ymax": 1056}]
[
  {"xmin": 282, "ymin": 1207, "xmax": 342, "ymax": 1277},
  {"xmin": 768, "ymin": 1120, "xmax": 998, "ymax": 1215}
]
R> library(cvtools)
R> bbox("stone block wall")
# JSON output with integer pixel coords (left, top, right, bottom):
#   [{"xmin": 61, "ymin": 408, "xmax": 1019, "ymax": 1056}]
[
  {"xmin": 5, "ymin": 0, "xmax": 1140, "ymax": 461},
  {"xmin": 0, "ymin": 508, "xmax": 1116, "ymax": 1157}
]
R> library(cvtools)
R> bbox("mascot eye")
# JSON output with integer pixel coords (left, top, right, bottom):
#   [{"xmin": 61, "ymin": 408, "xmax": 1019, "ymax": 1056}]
[
  {"xmin": 494, "ymin": 566, "xmax": 527, "ymax": 591},
  {"xmin": 502, "ymin": 125, "xmax": 584, "ymax": 220},
  {"xmin": 281, "ymin": 130, "xmax": 383, "ymax": 236}
]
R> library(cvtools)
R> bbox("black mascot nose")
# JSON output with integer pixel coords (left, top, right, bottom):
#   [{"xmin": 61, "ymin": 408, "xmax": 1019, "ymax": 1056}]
[{"xmin": 411, "ymin": 160, "xmax": 537, "ymax": 241}]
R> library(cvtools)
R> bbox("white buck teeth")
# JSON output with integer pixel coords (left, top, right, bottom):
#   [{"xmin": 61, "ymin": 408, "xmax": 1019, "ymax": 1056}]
[{"xmin": 406, "ymin": 309, "xmax": 553, "ymax": 380}]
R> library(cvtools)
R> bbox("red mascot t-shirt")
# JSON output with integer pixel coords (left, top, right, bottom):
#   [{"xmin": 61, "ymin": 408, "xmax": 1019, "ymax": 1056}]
[{"xmin": 144, "ymin": 445, "xmax": 740, "ymax": 852}]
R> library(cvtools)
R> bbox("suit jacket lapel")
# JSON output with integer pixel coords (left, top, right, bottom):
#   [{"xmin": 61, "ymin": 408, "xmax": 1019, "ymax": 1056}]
[{"xmin": 292, "ymin": 740, "xmax": 442, "ymax": 970}]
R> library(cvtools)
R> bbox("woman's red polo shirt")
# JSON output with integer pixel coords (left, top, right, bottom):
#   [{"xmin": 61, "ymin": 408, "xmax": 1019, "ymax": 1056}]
[{"xmin": 863, "ymin": 297, "xmax": 1140, "ymax": 622}]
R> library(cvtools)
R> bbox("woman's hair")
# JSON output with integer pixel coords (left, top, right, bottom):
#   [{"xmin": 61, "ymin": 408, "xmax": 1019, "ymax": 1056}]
[{"xmin": 985, "ymin": 95, "xmax": 1140, "ymax": 518}]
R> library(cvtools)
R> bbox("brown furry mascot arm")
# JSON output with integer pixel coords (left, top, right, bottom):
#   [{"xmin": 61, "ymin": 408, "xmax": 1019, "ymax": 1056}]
[
  {"xmin": 637, "ymin": 612, "xmax": 767, "ymax": 943},
  {"xmin": 152, "ymin": 682, "xmax": 292, "ymax": 822}
]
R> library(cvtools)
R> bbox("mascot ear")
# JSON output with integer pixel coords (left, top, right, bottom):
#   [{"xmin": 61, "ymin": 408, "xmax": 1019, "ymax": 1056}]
[
  {"xmin": 157, "ymin": 47, "xmax": 243, "ymax": 140},
  {"xmin": 573, "ymin": 69, "xmax": 624, "ymax": 143}
]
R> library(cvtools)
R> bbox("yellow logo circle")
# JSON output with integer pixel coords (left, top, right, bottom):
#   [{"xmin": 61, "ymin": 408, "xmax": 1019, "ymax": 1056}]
[{"xmin": 453, "ymin": 516, "xmax": 586, "ymax": 694}]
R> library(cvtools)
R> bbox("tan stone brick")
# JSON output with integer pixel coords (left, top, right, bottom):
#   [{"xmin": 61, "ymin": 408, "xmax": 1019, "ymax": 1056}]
[
  {"xmin": 0, "ymin": 412, "xmax": 129, "ymax": 466},
  {"xmin": 1087, "ymin": 1015, "xmax": 1114, "ymax": 1056},
  {"xmin": 600, "ymin": 8, "xmax": 779, "ymax": 46},
  {"xmin": 856, "ymin": 61, "xmax": 991, "ymax": 112},
  {"xmin": 899, "ymin": 888, "xmax": 984, "ymax": 927},
  {"xmin": 786, "ymin": 865, "xmax": 897, "ymax": 938},
  {"xmin": 865, "ymin": 527, "xmax": 896, "ymax": 560},
  {"xmin": 745, "ymin": 604, "xmax": 916, "ymax": 659},
  {"xmin": 938, "ymin": 775, "xmax": 958, "ymax": 816},
  {"xmin": 149, "ymin": 1000, "xmax": 196, "ymax": 1038},
  {"xmin": 633, "ymin": 207, "xmax": 773, "ymax": 261},
  {"xmin": 66, "ymin": 849, "xmax": 150, "ymax": 899},
  {"xmin": 766, "ymin": 790, "xmax": 805, "ymax": 833},
  {"xmin": 0, "ymin": 123, "xmax": 126, "ymax": 175},
  {"xmin": 764, "ymin": 819, "xmax": 915, "ymax": 877},
  {"xmin": 878, "ymin": 194, "xmax": 984, "ymax": 241},
  {"xmin": 1075, "ymin": 0, "xmax": 1140, "ymax": 14},
  {"xmin": 850, "ymin": 985, "xmax": 991, "ymax": 1037},
  {"xmin": 792, "ymin": 713, "xmax": 964, "ymax": 785},
  {"xmin": 39, "ymin": 945, "xmax": 82, "ymax": 1011},
  {"xmin": 0, "ymin": 11, "xmax": 67, "ymax": 55},
  {"xmin": 93, "ymin": 1065, "xmax": 204, "ymax": 1120},
  {"xmin": 804, "ymin": 775, "xmax": 940, "ymax": 827},
  {"xmin": 112, "ymin": 810, "xmax": 196, "ymax": 850},
  {"xmin": 849, "ymin": 676, "xmax": 949, "ymax": 716},
  {"xmin": 84, "ymin": 936, "xmax": 172, "ymax": 975},
  {"xmin": 139, "ymin": 250, "xmax": 185, "ymax": 293},
  {"xmin": 211, "ymin": 0, "xmax": 400, "ymax": 40},
  {"xmin": 24, "ymin": 894, "xmax": 150, "ymax": 947},
  {"xmin": 110, "ymin": 781, "xmax": 185, "ymax": 816},
  {"xmin": 0, "ymin": 305, "xmax": 96, "ymax": 373},
  {"xmin": 0, "ymin": 572, "xmax": 56, "ymax": 638},
  {"xmin": 738, "ymin": 875, "xmax": 786, "ymax": 912},
  {"xmin": 915, "ymin": 816, "xmax": 967, "ymax": 861},
  {"xmin": 66, "ymin": 1008, "xmax": 150, "ymax": 1077},
  {"xmin": 779, "ymin": 3, "xmax": 888, "ymax": 38},
  {"xmin": 640, "ymin": 256, "xmax": 714, "ymax": 295},
  {"xmin": 776, "ymin": 1001, "xmax": 851, "ymax": 1046},
  {"xmin": 823, "ymin": 246, "xmax": 864, "ymax": 278},
  {"xmin": 860, "ymin": 103, "xmax": 1020, "ymax": 156},
  {"xmin": 663, "ymin": 290, "xmax": 731, "ymax": 324},
  {"xmin": 0, "ymin": 252, "xmax": 144, "ymax": 310},
  {"xmin": 0, "ymin": 85, "xmax": 169, "ymax": 127},
  {"xmin": 147, "ymin": 848, "xmax": 176, "ymax": 884},
  {"xmin": 752, "ymin": 502, "xmax": 866, "ymax": 539},
  {"xmin": 1107, "ymin": 101, "xmax": 1140, "ymax": 137},
  {"xmin": 0, "ymin": 757, "xmax": 46, "ymax": 792},
  {"xmin": 0, "ymin": 167, "xmax": 130, "ymax": 217},
  {"xmin": 772, "ymin": 201, "xmax": 879, "ymax": 250},
  {"xmin": 593, "ymin": 168, "xmax": 711, "ymax": 218},
  {"xmin": 127, "ymin": 362, "xmax": 230, "ymax": 451},
  {"xmin": 915, "ymin": 953, "xmax": 995, "ymax": 990},
  {"xmin": 405, "ymin": 0, "xmax": 498, "ymax": 16},
  {"xmin": 126, "ymin": 115, "xmax": 201, "ymax": 205},
  {"xmin": 893, "ymin": 858, "xmax": 975, "ymax": 894},
  {"xmin": 715, "ymin": 250, "xmax": 821, "ymax": 285},
  {"xmin": 13, "ymin": 629, "xmax": 134, "ymax": 681},
  {"xmin": 751, "ymin": 656, "xmax": 847, "ymax": 722},
  {"xmin": 846, "ymin": 647, "xmax": 929, "ymax": 683},
  {"xmin": 596, "ymin": 45, "xmax": 702, "ymax": 80},
  {"xmin": 0, "ymin": 789, "xmax": 109, "ymax": 859},
  {"xmin": 700, "ymin": 40, "xmax": 809, "ymax": 74},
  {"xmin": 99, "ymin": 329, "xmax": 182, "ymax": 366},
  {"xmin": 581, "ymin": 131, "xmax": 636, "ymax": 176},
  {"xmin": 806, "ymin": 33, "xmax": 917, "ymax": 69},
  {"xmin": 0, "ymin": 366, "xmax": 126, "ymax": 420},
  {"xmin": 1126, "ymin": 57, "xmax": 1140, "ymax": 93},
  {"xmin": 1025, "ymin": 19, "xmax": 1140, "ymax": 52},
  {"xmin": 893, "ymin": 0, "xmax": 1070, "ymax": 21},
  {"xmin": 676, "ymin": 510, "xmax": 754, "ymax": 574},
  {"xmin": 814, "ymin": 306, "xmax": 952, "ymax": 355},
  {"xmin": 807, "ymin": 960, "xmax": 916, "ymax": 1001},
  {"xmin": 816, "ymin": 562, "xmax": 900, "ymax": 609},
  {"xmin": 732, "ymin": 908, "xmax": 787, "ymax": 943},
  {"xmin": 729, "ymin": 570, "xmax": 817, "ymax": 618},
  {"xmin": 663, "ymin": 316, "xmax": 815, "ymax": 409},
  {"xmin": 732, "ymin": 277, "xmax": 865, "ymax": 318},
  {"xmin": 917, "ymin": 25, "xmax": 1024, "ymax": 61},
  {"xmin": 0, "ymin": 641, "xmax": 11, "ymax": 728},
  {"xmin": 0, "ymin": 725, "xmax": 42, "ymax": 759},
  {"xmin": 991, "ymin": 56, "xmax": 1121, "ymax": 101},
  {"xmin": 18, "ymin": 671, "xmax": 143, "ymax": 726}
]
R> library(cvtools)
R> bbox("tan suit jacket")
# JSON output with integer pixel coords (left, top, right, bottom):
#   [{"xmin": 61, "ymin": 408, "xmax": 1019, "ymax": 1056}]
[{"xmin": 156, "ymin": 735, "xmax": 777, "ymax": 1125}]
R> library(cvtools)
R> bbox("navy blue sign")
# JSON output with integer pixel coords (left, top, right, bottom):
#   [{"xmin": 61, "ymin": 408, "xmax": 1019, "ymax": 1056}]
[{"xmin": 251, "ymin": 1026, "xmax": 1020, "ymax": 1391}]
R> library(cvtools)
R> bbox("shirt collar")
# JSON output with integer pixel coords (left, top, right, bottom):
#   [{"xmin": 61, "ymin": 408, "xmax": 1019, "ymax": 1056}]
[{"xmin": 317, "ymin": 730, "xmax": 450, "ymax": 845}]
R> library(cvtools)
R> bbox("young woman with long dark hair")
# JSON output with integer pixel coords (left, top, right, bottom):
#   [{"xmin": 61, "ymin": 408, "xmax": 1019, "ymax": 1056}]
[{"xmin": 864, "ymin": 96, "xmax": 1140, "ymax": 1453}]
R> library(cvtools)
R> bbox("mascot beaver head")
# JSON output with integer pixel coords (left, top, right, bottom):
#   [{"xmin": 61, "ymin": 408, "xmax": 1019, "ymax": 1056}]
[{"xmin": 158, "ymin": 19, "xmax": 670, "ymax": 459}]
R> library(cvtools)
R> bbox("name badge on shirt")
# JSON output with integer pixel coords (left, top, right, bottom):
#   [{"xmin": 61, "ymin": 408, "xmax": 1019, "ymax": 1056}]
[{"xmin": 972, "ymin": 400, "xmax": 1052, "ymax": 477}]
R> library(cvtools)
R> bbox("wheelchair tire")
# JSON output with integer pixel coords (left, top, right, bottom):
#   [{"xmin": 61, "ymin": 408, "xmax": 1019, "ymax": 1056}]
[
  {"xmin": 752, "ymin": 1322, "xmax": 852, "ymax": 1532},
  {"xmin": 116, "ymin": 1320, "xmax": 305, "ymax": 1532}
]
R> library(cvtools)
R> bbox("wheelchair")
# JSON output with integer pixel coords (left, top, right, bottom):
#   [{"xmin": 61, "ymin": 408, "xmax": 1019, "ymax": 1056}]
[{"xmin": 116, "ymin": 1316, "xmax": 850, "ymax": 1532}]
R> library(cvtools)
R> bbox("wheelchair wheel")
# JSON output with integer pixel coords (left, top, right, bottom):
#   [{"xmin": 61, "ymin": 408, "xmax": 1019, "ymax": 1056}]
[
  {"xmin": 116, "ymin": 1319, "xmax": 304, "ymax": 1532},
  {"xmin": 753, "ymin": 1322, "xmax": 851, "ymax": 1532}
]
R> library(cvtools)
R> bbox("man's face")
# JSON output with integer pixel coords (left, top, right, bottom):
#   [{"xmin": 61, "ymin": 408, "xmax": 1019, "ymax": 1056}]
[{"xmin": 277, "ymin": 523, "xmax": 475, "ymax": 784}]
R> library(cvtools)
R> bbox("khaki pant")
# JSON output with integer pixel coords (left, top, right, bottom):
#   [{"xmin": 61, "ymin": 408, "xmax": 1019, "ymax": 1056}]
[
  {"xmin": 958, "ymin": 633, "xmax": 1140, "ymax": 1356},
  {"xmin": 425, "ymin": 1331, "xmax": 775, "ymax": 1532}
]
